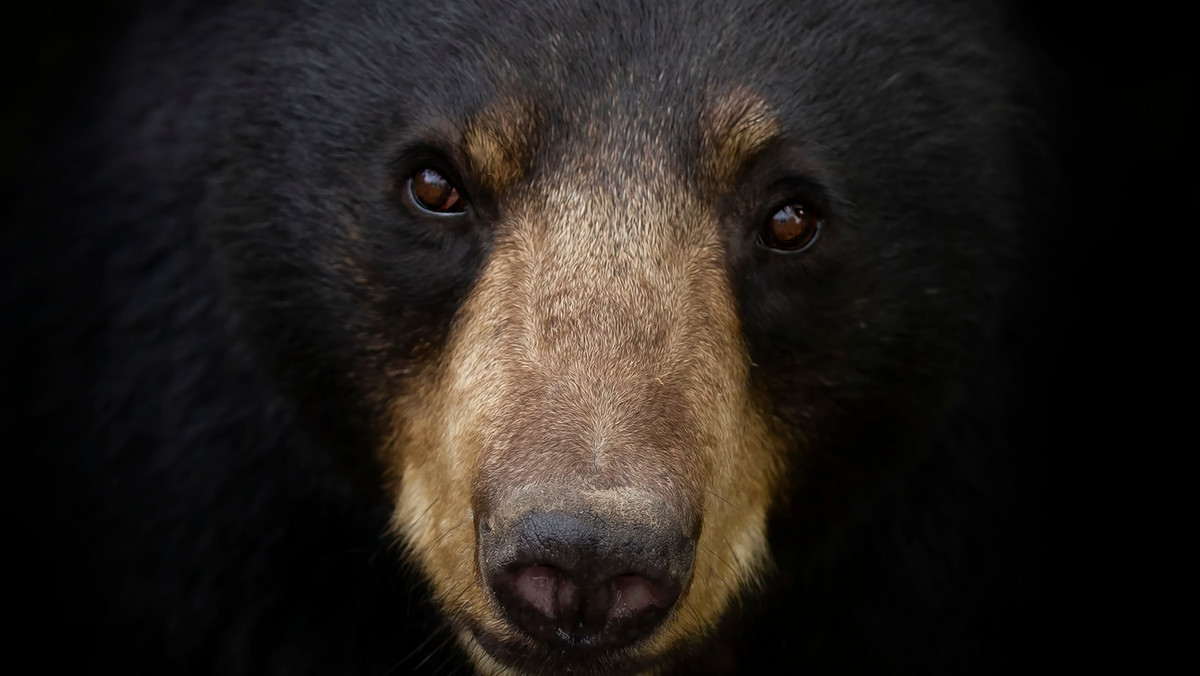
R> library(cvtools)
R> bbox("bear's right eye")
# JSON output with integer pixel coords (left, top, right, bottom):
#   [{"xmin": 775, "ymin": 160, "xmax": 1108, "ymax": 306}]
[
  {"xmin": 761, "ymin": 201, "xmax": 822, "ymax": 252},
  {"xmin": 408, "ymin": 168, "xmax": 466, "ymax": 214}
]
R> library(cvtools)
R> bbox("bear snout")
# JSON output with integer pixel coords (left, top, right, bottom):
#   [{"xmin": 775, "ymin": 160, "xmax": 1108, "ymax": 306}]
[{"xmin": 477, "ymin": 490, "xmax": 695, "ymax": 652}]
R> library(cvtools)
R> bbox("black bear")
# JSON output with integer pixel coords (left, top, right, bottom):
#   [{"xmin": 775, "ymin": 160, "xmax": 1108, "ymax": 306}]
[{"xmin": 6, "ymin": 0, "xmax": 1053, "ymax": 674}]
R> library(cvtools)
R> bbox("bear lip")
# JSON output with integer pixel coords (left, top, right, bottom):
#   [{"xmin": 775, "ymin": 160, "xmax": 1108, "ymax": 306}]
[{"xmin": 465, "ymin": 622, "xmax": 666, "ymax": 675}]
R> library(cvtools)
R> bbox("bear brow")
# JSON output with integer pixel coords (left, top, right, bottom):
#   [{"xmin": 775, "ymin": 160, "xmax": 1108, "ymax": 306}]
[
  {"xmin": 463, "ymin": 95, "xmax": 541, "ymax": 195},
  {"xmin": 700, "ymin": 89, "xmax": 782, "ymax": 189}
]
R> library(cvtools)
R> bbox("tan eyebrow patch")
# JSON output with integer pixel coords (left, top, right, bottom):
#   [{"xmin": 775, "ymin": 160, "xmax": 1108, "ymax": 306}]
[
  {"xmin": 700, "ymin": 88, "xmax": 782, "ymax": 190},
  {"xmin": 462, "ymin": 95, "xmax": 541, "ymax": 195}
]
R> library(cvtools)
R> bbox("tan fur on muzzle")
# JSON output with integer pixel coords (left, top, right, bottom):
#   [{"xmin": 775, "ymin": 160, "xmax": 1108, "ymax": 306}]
[{"xmin": 383, "ymin": 94, "xmax": 786, "ymax": 674}]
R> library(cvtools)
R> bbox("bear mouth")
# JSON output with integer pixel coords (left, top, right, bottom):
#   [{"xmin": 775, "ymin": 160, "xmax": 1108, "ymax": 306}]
[{"xmin": 465, "ymin": 624, "xmax": 667, "ymax": 676}]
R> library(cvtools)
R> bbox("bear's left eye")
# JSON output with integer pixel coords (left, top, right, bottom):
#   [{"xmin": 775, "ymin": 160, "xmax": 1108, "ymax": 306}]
[
  {"xmin": 408, "ymin": 168, "xmax": 466, "ymax": 214},
  {"xmin": 761, "ymin": 201, "xmax": 822, "ymax": 252}
]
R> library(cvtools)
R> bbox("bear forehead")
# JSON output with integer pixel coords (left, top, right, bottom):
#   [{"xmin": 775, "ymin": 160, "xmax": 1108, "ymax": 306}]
[
  {"xmin": 455, "ymin": 89, "xmax": 784, "ymax": 197},
  {"xmin": 283, "ymin": 0, "xmax": 1010, "ymax": 203}
]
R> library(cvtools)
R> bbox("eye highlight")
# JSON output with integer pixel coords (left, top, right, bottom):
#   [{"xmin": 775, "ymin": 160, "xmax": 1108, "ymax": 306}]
[
  {"xmin": 408, "ymin": 168, "xmax": 465, "ymax": 214},
  {"xmin": 761, "ymin": 201, "xmax": 821, "ymax": 252}
]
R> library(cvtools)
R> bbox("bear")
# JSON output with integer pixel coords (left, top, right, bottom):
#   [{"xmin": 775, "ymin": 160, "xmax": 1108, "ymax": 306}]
[{"xmin": 5, "ymin": 0, "xmax": 1053, "ymax": 674}]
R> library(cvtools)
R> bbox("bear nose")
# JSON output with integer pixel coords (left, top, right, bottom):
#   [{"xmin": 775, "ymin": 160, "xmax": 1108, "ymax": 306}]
[{"xmin": 480, "ymin": 510, "xmax": 694, "ymax": 651}]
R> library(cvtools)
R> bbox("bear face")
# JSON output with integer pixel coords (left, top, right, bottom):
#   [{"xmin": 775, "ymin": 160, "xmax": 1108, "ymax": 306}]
[
  {"xmin": 7, "ymin": 1, "xmax": 1042, "ymax": 674},
  {"xmin": 206, "ymin": 3, "xmax": 1026, "ymax": 671},
  {"xmin": 386, "ymin": 90, "xmax": 786, "ymax": 672}
]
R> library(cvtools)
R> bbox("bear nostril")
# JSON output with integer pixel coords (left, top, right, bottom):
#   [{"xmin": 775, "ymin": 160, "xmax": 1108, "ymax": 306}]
[
  {"xmin": 483, "ymin": 510, "xmax": 692, "ymax": 651},
  {"xmin": 492, "ymin": 564, "xmax": 682, "ymax": 649},
  {"xmin": 611, "ymin": 573, "xmax": 675, "ymax": 620},
  {"xmin": 509, "ymin": 565, "xmax": 570, "ymax": 619}
]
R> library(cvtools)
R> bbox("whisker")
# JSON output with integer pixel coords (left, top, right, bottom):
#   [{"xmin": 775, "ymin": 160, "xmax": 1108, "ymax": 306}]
[
  {"xmin": 700, "ymin": 542, "xmax": 740, "ymax": 589},
  {"xmin": 383, "ymin": 581, "xmax": 473, "ymax": 676},
  {"xmin": 703, "ymin": 488, "xmax": 742, "ymax": 513},
  {"xmin": 429, "ymin": 518, "xmax": 469, "ymax": 550},
  {"xmin": 414, "ymin": 495, "xmax": 444, "ymax": 528},
  {"xmin": 381, "ymin": 623, "xmax": 449, "ymax": 676},
  {"xmin": 678, "ymin": 596, "xmax": 708, "ymax": 635},
  {"xmin": 411, "ymin": 631, "xmax": 459, "ymax": 672}
]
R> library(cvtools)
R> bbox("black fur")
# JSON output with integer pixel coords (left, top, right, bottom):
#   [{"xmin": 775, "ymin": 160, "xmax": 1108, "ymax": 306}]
[{"xmin": 6, "ymin": 1, "xmax": 1069, "ymax": 673}]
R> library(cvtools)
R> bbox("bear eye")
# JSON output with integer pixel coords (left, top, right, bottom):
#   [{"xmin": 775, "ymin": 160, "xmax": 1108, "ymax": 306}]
[
  {"xmin": 761, "ymin": 201, "xmax": 821, "ymax": 252},
  {"xmin": 408, "ymin": 168, "xmax": 465, "ymax": 214}
]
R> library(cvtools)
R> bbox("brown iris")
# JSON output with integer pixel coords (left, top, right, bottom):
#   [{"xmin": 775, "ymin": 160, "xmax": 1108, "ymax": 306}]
[
  {"xmin": 762, "ymin": 202, "xmax": 821, "ymax": 251},
  {"xmin": 409, "ymin": 168, "xmax": 464, "ymax": 214}
]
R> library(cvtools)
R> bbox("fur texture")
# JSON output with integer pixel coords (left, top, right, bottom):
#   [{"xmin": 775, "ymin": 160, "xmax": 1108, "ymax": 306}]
[{"xmin": 6, "ymin": 1, "xmax": 1052, "ymax": 673}]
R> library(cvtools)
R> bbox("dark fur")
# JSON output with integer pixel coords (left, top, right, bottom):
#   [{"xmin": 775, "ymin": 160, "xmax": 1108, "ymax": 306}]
[{"xmin": 7, "ymin": 1, "xmax": 1057, "ymax": 673}]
